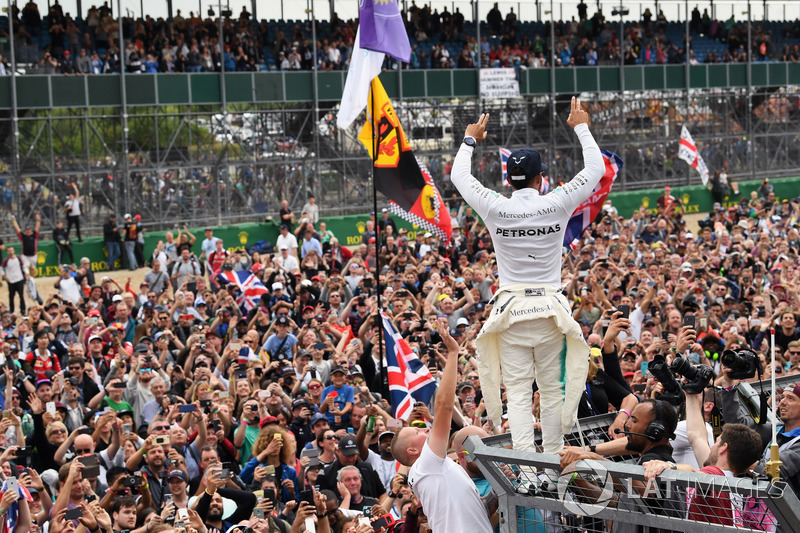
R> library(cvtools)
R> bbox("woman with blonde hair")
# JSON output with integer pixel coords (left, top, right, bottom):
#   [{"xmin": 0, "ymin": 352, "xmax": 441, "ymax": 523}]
[{"xmin": 239, "ymin": 424, "xmax": 299, "ymax": 503}]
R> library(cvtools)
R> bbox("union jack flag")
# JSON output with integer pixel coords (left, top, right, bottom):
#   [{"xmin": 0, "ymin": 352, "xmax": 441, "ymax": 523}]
[
  {"xmin": 562, "ymin": 150, "xmax": 623, "ymax": 249},
  {"xmin": 2, "ymin": 479, "xmax": 33, "ymax": 533},
  {"xmin": 381, "ymin": 312, "xmax": 437, "ymax": 420},
  {"xmin": 500, "ymin": 147, "xmax": 512, "ymax": 186},
  {"xmin": 216, "ymin": 270, "xmax": 269, "ymax": 312},
  {"xmin": 501, "ymin": 146, "xmax": 550, "ymax": 194}
]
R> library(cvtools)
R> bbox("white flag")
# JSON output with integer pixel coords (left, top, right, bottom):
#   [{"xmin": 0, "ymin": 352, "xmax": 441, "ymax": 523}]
[
  {"xmin": 336, "ymin": 26, "xmax": 385, "ymax": 130},
  {"xmin": 678, "ymin": 125, "xmax": 709, "ymax": 185}
]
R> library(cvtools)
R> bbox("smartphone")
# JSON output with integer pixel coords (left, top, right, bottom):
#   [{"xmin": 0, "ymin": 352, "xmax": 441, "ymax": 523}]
[
  {"xmin": 123, "ymin": 423, "xmax": 132, "ymax": 434},
  {"xmin": 300, "ymin": 490, "xmax": 315, "ymax": 505},
  {"xmin": 662, "ymin": 331, "xmax": 671, "ymax": 341},
  {"xmin": 758, "ymin": 306, "xmax": 766, "ymax": 317},
  {"xmin": 46, "ymin": 402, "xmax": 56, "ymax": 416},
  {"xmin": 359, "ymin": 517, "xmax": 372, "ymax": 527},
  {"xmin": 633, "ymin": 383, "xmax": 646, "ymax": 394},
  {"xmin": 683, "ymin": 315, "xmax": 696, "ymax": 329},
  {"xmin": 617, "ymin": 305, "xmax": 630, "ymax": 319},
  {"xmin": 2, "ymin": 410, "xmax": 10, "ymax": 419},
  {"xmin": 386, "ymin": 419, "xmax": 402, "ymax": 430},
  {"xmin": 347, "ymin": 427, "xmax": 355, "ymax": 434},
  {"xmin": 640, "ymin": 361, "xmax": 649, "ymax": 377},
  {"xmin": 371, "ymin": 515, "xmax": 394, "ymax": 531},
  {"xmin": 5, "ymin": 477, "xmax": 18, "ymax": 494},
  {"xmin": 258, "ymin": 390, "xmax": 271, "ymax": 399},
  {"xmin": 218, "ymin": 469, "xmax": 232, "ymax": 479},
  {"xmin": 218, "ymin": 391, "xmax": 230, "ymax": 399},
  {"xmin": 264, "ymin": 465, "xmax": 275, "ymax": 475},
  {"xmin": 229, "ymin": 342, "xmax": 242, "ymax": 352},
  {"xmin": 263, "ymin": 488, "xmax": 276, "ymax": 504},
  {"xmin": 153, "ymin": 435, "xmax": 170, "ymax": 446},
  {"xmin": 178, "ymin": 404, "xmax": 196, "ymax": 413},
  {"xmin": 78, "ymin": 455, "xmax": 100, "ymax": 479},
  {"xmin": 85, "ymin": 494, "xmax": 97, "ymax": 503},
  {"xmin": 466, "ymin": 395, "xmax": 474, "ymax": 404},
  {"xmin": 177, "ymin": 509, "xmax": 189, "ymax": 522},
  {"xmin": 699, "ymin": 317, "xmax": 708, "ymax": 330},
  {"xmin": 199, "ymin": 399, "xmax": 213, "ymax": 408},
  {"xmin": 253, "ymin": 507, "xmax": 266, "ymax": 519},
  {"xmin": 65, "ymin": 507, "xmax": 83, "ymax": 520},
  {"xmin": 112, "ymin": 382, "xmax": 127, "ymax": 389}
]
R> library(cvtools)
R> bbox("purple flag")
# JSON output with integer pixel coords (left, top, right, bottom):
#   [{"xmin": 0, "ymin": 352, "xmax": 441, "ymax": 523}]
[{"xmin": 359, "ymin": 0, "xmax": 411, "ymax": 63}]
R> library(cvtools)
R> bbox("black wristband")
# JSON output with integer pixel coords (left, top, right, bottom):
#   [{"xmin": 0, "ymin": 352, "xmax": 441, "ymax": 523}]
[
  {"xmin": 589, "ymin": 444, "xmax": 597, "ymax": 453},
  {"xmin": 387, "ymin": 490, "xmax": 397, "ymax": 499}
]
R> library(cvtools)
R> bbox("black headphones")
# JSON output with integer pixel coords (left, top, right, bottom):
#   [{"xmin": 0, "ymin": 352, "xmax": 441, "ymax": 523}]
[{"xmin": 644, "ymin": 399, "xmax": 668, "ymax": 442}]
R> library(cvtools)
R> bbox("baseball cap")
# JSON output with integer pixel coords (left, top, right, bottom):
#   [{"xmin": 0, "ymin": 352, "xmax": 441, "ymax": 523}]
[
  {"xmin": 338, "ymin": 435, "xmax": 359, "ymax": 456},
  {"xmin": 378, "ymin": 431, "xmax": 395, "ymax": 441},
  {"xmin": 167, "ymin": 470, "xmax": 188, "ymax": 482},
  {"xmin": 275, "ymin": 315, "xmax": 290, "ymax": 326},
  {"xmin": 280, "ymin": 366, "xmax": 296, "ymax": 377},
  {"xmin": 310, "ymin": 413, "xmax": 328, "ymax": 427},
  {"xmin": 456, "ymin": 382, "xmax": 474, "ymax": 393},
  {"xmin": 331, "ymin": 365, "xmax": 347, "ymax": 375},
  {"xmin": 280, "ymin": 224, "xmax": 289, "ymax": 230},
  {"xmin": 272, "ymin": 282, "xmax": 283, "ymax": 291},
  {"xmin": 88, "ymin": 335, "xmax": 103, "ymax": 343},
  {"xmin": 291, "ymin": 398, "xmax": 310, "ymax": 410},
  {"xmin": 133, "ymin": 343, "xmax": 149, "ymax": 353},
  {"xmin": 681, "ymin": 262, "xmax": 693, "ymax": 272},
  {"xmin": 112, "ymin": 294, "xmax": 123, "ymax": 302},
  {"xmin": 456, "ymin": 317, "xmax": 469, "ymax": 327},
  {"xmin": 506, "ymin": 148, "xmax": 547, "ymax": 181},
  {"xmin": 36, "ymin": 379, "xmax": 52, "ymax": 390},
  {"xmin": 142, "ymin": 301, "xmax": 155, "ymax": 310},
  {"xmin": 87, "ymin": 309, "xmax": 101, "ymax": 317}
]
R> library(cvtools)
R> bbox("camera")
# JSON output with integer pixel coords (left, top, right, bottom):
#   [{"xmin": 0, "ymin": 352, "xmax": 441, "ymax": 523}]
[
  {"xmin": 670, "ymin": 355, "xmax": 715, "ymax": 395},
  {"xmin": 721, "ymin": 348, "xmax": 762, "ymax": 380},
  {"xmin": 121, "ymin": 476, "xmax": 142, "ymax": 487},
  {"xmin": 649, "ymin": 354, "xmax": 685, "ymax": 406}
]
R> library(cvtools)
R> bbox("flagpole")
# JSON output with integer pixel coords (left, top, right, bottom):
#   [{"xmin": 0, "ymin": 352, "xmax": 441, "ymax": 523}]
[{"xmin": 369, "ymin": 78, "xmax": 389, "ymax": 401}]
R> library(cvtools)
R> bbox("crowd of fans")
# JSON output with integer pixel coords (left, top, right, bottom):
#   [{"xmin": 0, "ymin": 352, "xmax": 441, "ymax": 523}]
[
  {"xmin": 1, "ymin": 0, "xmax": 800, "ymax": 74},
  {"xmin": 0, "ymin": 161, "xmax": 797, "ymax": 532}
]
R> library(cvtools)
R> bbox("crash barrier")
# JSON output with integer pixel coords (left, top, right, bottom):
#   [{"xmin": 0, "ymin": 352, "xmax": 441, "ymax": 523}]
[{"xmin": 465, "ymin": 434, "xmax": 800, "ymax": 533}]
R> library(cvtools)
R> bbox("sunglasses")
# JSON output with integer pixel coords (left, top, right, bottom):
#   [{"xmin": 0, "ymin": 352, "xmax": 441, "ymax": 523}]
[
  {"xmin": 325, "ymin": 435, "xmax": 339, "ymax": 440},
  {"xmin": 49, "ymin": 428, "xmax": 66, "ymax": 434},
  {"xmin": 308, "ymin": 384, "xmax": 321, "ymax": 390},
  {"xmin": 69, "ymin": 366, "xmax": 82, "ymax": 371},
  {"xmin": 153, "ymin": 425, "xmax": 170, "ymax": 432},
  {"xmin": 74, "ymin": 448, "xmax": 92, "ymax": 454},
  {"xmin": 790, "ymin": 351, "xmax": 800, "ymax": 356},
  {"xmin": 467, "ymin": 376, "xmax": 480, "ymax": 380}
]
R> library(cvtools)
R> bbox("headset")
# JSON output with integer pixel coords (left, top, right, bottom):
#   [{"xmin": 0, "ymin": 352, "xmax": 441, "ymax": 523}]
[
  {"xmin": 705, "ymin": 349, "xmax": 720, "ymax": 361},
  {"xmin": 644, "ymin": 399, "xmax": 668, "ymax": 442}
]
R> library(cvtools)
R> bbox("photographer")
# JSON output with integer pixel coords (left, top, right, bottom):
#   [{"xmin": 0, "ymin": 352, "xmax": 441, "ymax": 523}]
[{"xmin": 719, "ymin": 357, "xmax": 800, "ymax": 495}]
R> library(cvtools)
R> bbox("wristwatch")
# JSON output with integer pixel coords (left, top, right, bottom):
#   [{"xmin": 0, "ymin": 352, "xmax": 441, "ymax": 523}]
[
  {"xmin": 462, "ymin": 136, "xmax": 477, "ymax": 147},
  {"xmin": 666, "ymin": 461, "xmax": 677, "ymax": 470}
]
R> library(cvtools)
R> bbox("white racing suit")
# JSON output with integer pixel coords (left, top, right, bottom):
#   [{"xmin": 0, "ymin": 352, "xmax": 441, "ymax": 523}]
[{"xmin": 450, "ymin": 123, "xmax": 605, "ymax": 453}]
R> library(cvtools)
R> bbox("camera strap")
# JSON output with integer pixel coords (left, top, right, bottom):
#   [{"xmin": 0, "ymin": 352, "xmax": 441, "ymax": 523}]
[{"xmin": 757, "ymin": 364, "xmax": 768, "ymax": 425}]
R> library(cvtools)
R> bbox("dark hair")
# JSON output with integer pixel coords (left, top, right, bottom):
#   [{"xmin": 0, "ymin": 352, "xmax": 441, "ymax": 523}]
[
  {"xmin": 508, "ymin": 166, "xmax": 536, "ymax": 190},
  {"xmin": 111, "ymin": 496, "xmax": 137, "ymax": 515},
  {"xmin": 719, "ymin": 423, "xmax": 764, "ymax": 474},
  {"xmin": 106, "ymin": 466, "xmax": 127, "ymax": 487},
  {"xmin": 642, "ymin": 399, "xmax": 678, "ymax": 441}
]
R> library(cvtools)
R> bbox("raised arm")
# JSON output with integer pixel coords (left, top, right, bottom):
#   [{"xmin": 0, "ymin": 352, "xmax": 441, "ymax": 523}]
[{"xmin": 429, "ymin": 317, "xmax": 460, "ymax": 458}]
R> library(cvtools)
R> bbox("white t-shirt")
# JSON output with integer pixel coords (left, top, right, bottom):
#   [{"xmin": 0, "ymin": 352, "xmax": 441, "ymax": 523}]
[
  {"xmin": 58, "ymin": 276, "xmax": 82, "ymax": 304},
  {"xmin": 408, "ymin": 440, "xmax": 493, "ymax": 533},
  {"xmin": 367, "ymin": 449, "xmax": 397, "ymax": 491},
  {"xmin": 276, "ymin": 233, "xmax": 299, "ymax": 253},
  {"xmin": 671, "ymin": 420, "xmax": 715, "ymax": 470},
  {"xmin": 65, "ymin": 198, "xmax": 81, "ymax": 216}
]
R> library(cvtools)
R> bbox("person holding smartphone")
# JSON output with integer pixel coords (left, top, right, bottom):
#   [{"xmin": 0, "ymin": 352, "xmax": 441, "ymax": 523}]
[{"xmin": 450, "ymin": 100, "xmax": 605, "ymax": 456}]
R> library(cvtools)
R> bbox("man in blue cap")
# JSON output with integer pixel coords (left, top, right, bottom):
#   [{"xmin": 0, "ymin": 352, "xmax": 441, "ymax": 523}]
[{"xmin": 450, "ymin": 98, "xmax": 606, "ymax": 459}]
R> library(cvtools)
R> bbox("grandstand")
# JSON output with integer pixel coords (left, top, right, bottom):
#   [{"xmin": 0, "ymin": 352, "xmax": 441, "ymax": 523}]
[{"xmin": 0, "ymin": 1, "xmax": 796, "ymax": 240}]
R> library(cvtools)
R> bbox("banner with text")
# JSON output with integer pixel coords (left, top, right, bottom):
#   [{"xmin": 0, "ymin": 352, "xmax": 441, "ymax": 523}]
[{"xmin": 479, "ymin": 68, "xmax": 520, "ymax": 99}]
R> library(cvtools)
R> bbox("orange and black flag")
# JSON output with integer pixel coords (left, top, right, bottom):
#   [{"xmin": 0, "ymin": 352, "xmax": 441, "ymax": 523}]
[{"xmin": 358, "ymin": 77, "xmax": 452, "ymax": 244}]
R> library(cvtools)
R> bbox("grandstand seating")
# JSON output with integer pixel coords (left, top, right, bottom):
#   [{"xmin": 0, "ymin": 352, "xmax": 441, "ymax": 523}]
[{"xmin": 0, "ymin": 10, "xmax": 798, "ymax": 70}]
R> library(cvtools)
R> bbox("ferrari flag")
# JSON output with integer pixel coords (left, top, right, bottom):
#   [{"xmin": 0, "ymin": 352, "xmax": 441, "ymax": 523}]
[{"xmin": 359, "ymin": 77, "xmax": 452, "ymax": 243}]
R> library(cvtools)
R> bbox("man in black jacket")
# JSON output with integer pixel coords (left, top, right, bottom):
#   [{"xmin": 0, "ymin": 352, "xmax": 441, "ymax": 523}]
[
  {"xmin": 103, "ymin": 214, "xmax": 121, "ymax": 270},
  {"xmin": 315, "ymin": 435, "xmax": 386, "ymax": 502},
  {"xmin": 52, "ymin": 220, "xmax": 74, "ymax": 265}
]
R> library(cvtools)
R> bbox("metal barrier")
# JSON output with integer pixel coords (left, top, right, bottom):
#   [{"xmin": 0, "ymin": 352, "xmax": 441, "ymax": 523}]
[{"xmin": 465, "ymin": 434, "xmax": 800, "ymax": 533}]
